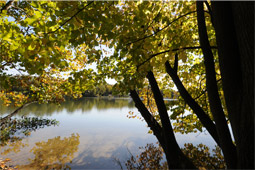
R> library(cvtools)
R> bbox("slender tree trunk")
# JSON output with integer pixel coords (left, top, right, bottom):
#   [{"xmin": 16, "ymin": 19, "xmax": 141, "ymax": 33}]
[
  {"xmin": 196, "ymin": 2, "xmax": 237, "ymax": 168},
  {"xmin": 146, "ymin": 71, "xmax": 196, "ymax": 169},
  {"xmin": 165, "ymin": 60, "xmax": 220, "ymax": 147},
  {"xmin": 130, "ymin": 71, "xmax": 197, "ymax": 169},
  {"xmin": 211, "ymin": 1, "xmax": 254, "ymax": 168},
  {"xmin": 130, "ymin": 90, "xmax": 167, "ymax": 151}
]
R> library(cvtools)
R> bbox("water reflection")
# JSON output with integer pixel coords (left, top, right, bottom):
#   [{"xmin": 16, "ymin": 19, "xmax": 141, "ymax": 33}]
[
  {"xmin": 1, "ymin": 139, "xmax": 28, "ymax": 156},
  {"xmin": 0, "ymin": 98, "xmax": 157, "ymax": 169},
  {"xmin": 18, "ymin": 133, "xmax": 80, "ymax": 170},
  {"xmin": 0, "ymin": 97, "xmax": 135, "ymax": 116},
  {"xmin": 0, "ymin": 117, "xmax": 59, "ymax": 156},
  {"xmin": 0, "ymin": 98, "xmax": 215, "ymax": 169}
]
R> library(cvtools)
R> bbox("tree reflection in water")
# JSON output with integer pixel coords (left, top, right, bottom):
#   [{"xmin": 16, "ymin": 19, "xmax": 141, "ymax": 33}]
[
  {"xmin": 0, "ymin": 98, "xmax": 135, "ymax": 117},
  {"xmin": 18, "ymin": 133, "xmax": 80, "ymax": 170},
  {"xmin": 0, "ymin": 117, "xmax": 59, "ymax": 156}
]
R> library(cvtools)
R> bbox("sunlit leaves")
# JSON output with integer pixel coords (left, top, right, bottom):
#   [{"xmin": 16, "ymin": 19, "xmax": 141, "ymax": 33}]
[
  {"xmin": 181, "ymin": 143, "xmax": 225, "ymax": 169},
  {"xmin": 0, "ymin": 91, "xmax": 27, "ymax": 107},
  {"xmin": 125, "ymin": 143, "xmax": 166, "ymax": 170},
  {"xmin": 0, "ymin": 1, "xmax": 95, "ymax": 105},
  {"xmin": 0, "ymin": 1, "xmax": 220, "ymax": 134},
  {"xmin": 126, "ymin": 143, "xmax": 225, "ymax": 170},
  {"xmin": 0, "ymin": 158, "xmax": 17, "ymax": 170}
]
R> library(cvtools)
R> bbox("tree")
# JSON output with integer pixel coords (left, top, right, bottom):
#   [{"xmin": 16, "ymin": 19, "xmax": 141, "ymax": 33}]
[
  {"xmin": 0, "ymin": 1, "xmax": 253, "ymax": 169},
  {"xmin": 211, "ymin": 2, "xmax": 254, "ymax": 168},
  {"xmin": 131, "ymin": 2, "xmax": 253, "ymax": 169}
]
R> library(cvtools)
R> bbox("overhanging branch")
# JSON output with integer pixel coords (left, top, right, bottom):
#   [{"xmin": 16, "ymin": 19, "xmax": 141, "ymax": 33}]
[
  {"xmin": 0, "ymin": 0, "xmax": 14, "ymax": 14},
  {"xmin": 46, "ymin": 2, "xmax": 93, "ymax": 34},
  {"xmin": 127, "ymin": 11, "xmax": 197, "ymax": 46},
  {"xmin": 137, "ymin": 46, "xmax": 217, "ymax": 69},
  {"xmin": 0, "ymin": 101, "xmax": 37, "ymax": 124}
]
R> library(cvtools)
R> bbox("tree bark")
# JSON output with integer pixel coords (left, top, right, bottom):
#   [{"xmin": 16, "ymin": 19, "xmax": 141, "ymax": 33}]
[
  {"xmin": 146, "ymin": 71, "xmax": 196, "ymax": 169},
  {"xmin": 130, "ymin": 90, "xmax": 167, "ymax": 151},
  {"xmin": 0, "ymin": 101, "xmax": 36, "ymax": 124},
  {"xmin": 196, "ymin": 2, "xmax": 237, "ymax": 169},
  {"xmin": 165, "ymin": 60, "xmax": 220, "ymax": 146},
  {"xmin": 211, "ymin": 1, "xmax": 254, "ymax": 168}
]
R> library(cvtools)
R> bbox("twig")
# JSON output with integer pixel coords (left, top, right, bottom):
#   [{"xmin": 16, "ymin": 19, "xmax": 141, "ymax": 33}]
[
  {"xmin": 11, "ymin": 63, "xmax": 24, "ymax": 76},
  {"xmin": 127, "ymin": 11, "xmax": 197, "ymax": 46},
  {"xmin": 46, "ymin": 2, "xmax": 93, "ymax": 34},
  {"xmin": 204, "ymin": 1, "xmax": 215, "ymax": 28},
  {"xmin": 137, "ymin": 46, "xmax": 217, "ymax": 69},
  {"xmin": 112, "ymin": 157, "xmax": 124, "ymax": 170},
  {"xmin": 194, "ymin": 78, "xmax": 222, "ymax": 100},
  {"xmin": 144, "ymin": 5, "xmax": 162, "ymax": 34},
  {"xmin": 0, "ymin": 61, "xmax": 11, "ymax": 69},
  {"xmin": 0, "ymin": 0, "xmax": 14, "ymax": 14}
]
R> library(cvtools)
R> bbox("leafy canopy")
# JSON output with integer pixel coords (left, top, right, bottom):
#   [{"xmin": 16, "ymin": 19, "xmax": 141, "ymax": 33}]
[{"xmin": 0, "ymin": 1, "xmax": 221, "ymax": 133}]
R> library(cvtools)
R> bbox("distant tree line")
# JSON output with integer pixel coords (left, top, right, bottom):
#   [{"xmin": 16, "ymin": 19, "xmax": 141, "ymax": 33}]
[
  {"xmin": 82, "ymin": 83, "xmax": 179, "ymax": 99},
  {"xmin": 82, "ymin": 83, "xmax": 130, "ymax": 97}
]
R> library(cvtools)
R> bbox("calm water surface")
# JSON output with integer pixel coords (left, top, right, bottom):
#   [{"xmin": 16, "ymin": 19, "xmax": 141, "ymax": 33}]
[{"xmin": 0, "ymin": 98, "xmax": 216, "ymax": 169}]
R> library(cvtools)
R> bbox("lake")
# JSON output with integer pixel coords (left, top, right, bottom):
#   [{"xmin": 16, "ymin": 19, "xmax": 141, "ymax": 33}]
[{"xmin": 0, "ymin": 97, "xmax": 216, "ymax": 169}]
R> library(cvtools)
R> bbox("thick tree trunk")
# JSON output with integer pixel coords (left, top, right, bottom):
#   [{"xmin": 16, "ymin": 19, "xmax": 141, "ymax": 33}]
[
  {"xmin": 231, "ymin": 2, "xmax": 254, "ymax": 168},
  {"xmin": 196, "ymin": 2, "xmax": 237, "ymax": 169},
  {"xmin": 211, "ymin": 1, "xmax": 254, "ymax": 168}
]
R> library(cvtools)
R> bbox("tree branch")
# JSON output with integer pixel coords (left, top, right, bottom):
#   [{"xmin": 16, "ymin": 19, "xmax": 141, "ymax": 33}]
[
  {"xmin": 165, "ymin": 60, "xmax": 221, "ymax": 146},
  {"xmin": 196, "ymin": 2, "xmax": 236, "ymax": 168},
  {"xmin": 46, "ymin": 2, "xmax": 93, "ymax": 34},
  {"xmin": 194, "ymin": 78, "xmax": 222, "ymax": 101},
  {"xmin": 146, "ymin": 71, "xmax": 196, "ymax": 169},
  {"xmin": 131, "ymin": 86, "xmax": 195, "ymax": 168},
  {"xmin": 204, "ymin": 1, "xmax": 215, "ymax": 28},
  {"xmin": 137, "ymin": 46, "xmax": 217, "ymax": 69},
  {"xmin": 127, "ymin": 11, "xmax": 197, "ymax": 46},
  {"xmin": 173, "ymin": 53, "xmax": 178, "ymax": 73},
  {"xmin": 129, "ymin": 90, "xmax": 166, "ymax": 151},
  {"xmin": 147, "ymin": 71, "xmax": 196, "ymax": 169},
  {"xmin": 0, "ymin": 101, "xmax": 36, "ymax": 124},
  {"xmin": 0, "ymin": 0, "xmax": 14, "ymax": 14},
  {"xmin": 147, "ymin": 71, "xmax": 177, "ymax": 146}
]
